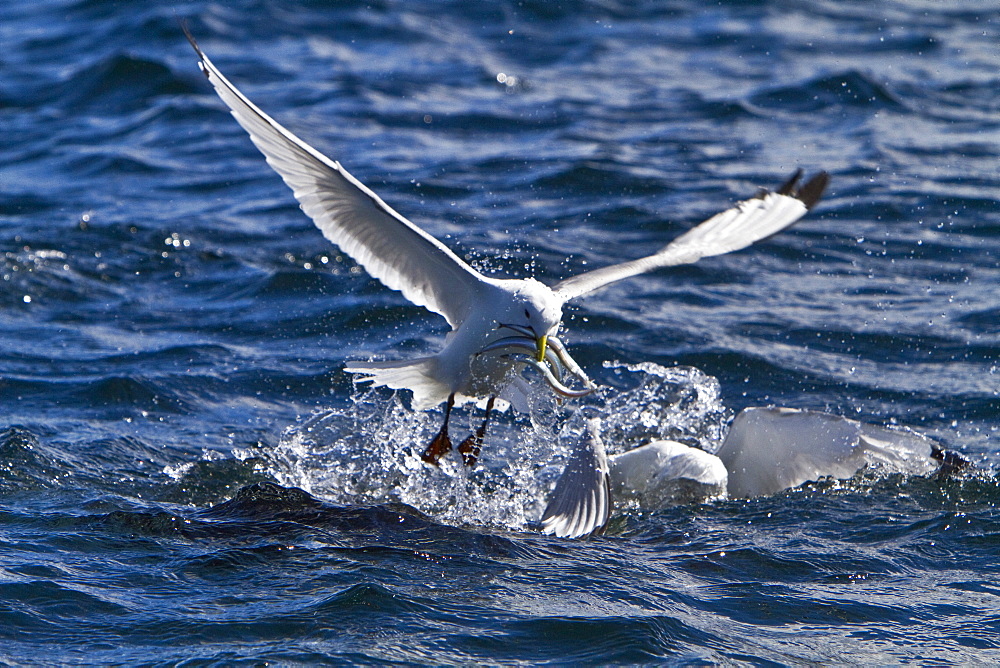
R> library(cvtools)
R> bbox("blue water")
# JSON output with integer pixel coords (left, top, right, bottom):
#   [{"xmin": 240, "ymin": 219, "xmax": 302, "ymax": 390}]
[{"xmin": 3, "ymin": 0, "xmax": 999, "ymax": 663}]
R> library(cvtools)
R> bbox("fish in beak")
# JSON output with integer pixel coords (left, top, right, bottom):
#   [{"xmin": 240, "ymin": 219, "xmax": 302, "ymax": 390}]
[{"xmin": 479, "ymin": 327, "xmax": 596, "ymax": 398}]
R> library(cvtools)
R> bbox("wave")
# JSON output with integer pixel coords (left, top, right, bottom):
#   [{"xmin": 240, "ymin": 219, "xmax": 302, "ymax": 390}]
[{"xmin": 747, "ymin": 69, "xmax": 909, "ymax": 115}]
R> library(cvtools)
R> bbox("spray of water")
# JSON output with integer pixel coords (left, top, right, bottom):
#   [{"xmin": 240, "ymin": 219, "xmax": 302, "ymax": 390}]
[{"xmin": 265, "ymin": 362, "xmax": 730, "ymax": 532}]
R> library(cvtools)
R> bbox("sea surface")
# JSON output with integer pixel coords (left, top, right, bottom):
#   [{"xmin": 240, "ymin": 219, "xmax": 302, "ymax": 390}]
[{"xmin": 2, "ymin": 0, "xmax": 999, "ymax": 664}]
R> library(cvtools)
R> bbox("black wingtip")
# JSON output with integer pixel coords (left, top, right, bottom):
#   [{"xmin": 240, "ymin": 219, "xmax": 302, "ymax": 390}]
[
  {"xmin": 931, "ymin": 445, "xmax": 972, "ymax": 475},
  {"xmin": 180, "ymin": 19, "xmax": 210, "ymax": 78},
  {"xmin": 757, "ymin": 169, "xmax": 829, "ymax": 210},
  {"xmin": 180, "ymin": 19, "xmax": 199, "ymax": 54},
  {"xmin": 796, "ymin": 171, "xmax": 829, "ymax": 210},
  {"xmin": 776, "ymin": 168, "xmax": 805, "ymax": 196},
  {"xmin": 770, "ymin": 169, "xmax": 829, "ymax": 210}
]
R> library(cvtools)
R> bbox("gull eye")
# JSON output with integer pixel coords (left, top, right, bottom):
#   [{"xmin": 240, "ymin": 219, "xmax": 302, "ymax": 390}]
[{"xmin": 524, "ymin": 309, "xmax": 531, "ymax": 319}]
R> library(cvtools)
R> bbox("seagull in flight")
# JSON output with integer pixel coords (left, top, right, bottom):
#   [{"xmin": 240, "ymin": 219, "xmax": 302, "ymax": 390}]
[{"xmin": 184, "ymin": 29, "xmax": 828, "ymax": 467}]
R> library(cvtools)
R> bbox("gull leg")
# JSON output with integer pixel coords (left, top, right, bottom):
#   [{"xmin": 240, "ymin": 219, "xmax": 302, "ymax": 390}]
[
  {"xmin": 459, "ymin": 396, "xmax": 495, "ymax": 467},
  {"xmin": 421, "ymin": 393, "xmax": 455, "ymax": 465}
]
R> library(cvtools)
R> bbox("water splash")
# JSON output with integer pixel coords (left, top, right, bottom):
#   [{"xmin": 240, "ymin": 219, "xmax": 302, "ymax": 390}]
[
  {"xmin": 597, "ymin": 361, "xmax": 731, "ymax": 456},
  {"xmin": 264, "ymin": 362, "xmax": 730, "ymax": 533}
]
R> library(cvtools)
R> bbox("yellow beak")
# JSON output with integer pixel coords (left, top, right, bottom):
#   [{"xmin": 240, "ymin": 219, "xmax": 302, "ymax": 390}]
[{"xmin": 536, "ymin": 335, "xmax": 548, "ymax": 362}]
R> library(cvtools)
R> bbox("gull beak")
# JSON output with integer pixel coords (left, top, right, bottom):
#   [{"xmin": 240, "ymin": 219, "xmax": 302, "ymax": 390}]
[{"xmin": 536, "ymin": 335, "xmax": 548, "ymax": 363}]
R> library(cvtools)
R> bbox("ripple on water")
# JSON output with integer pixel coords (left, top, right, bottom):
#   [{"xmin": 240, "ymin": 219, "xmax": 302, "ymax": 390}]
[{"xmin": 2, "ymin": 0, "xmax": 1000, "ymax": 663}]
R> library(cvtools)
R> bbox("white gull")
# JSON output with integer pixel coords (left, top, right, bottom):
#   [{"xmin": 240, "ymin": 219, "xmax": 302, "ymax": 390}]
[{"xmin": 185, "ymin": 29, "xmax": 828, "ymax": 466}]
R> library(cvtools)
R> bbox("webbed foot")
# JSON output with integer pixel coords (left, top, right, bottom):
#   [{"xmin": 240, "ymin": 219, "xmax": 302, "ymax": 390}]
[
  {"xmin": 422, "ymin": 428, "xmax": 453, "ymax": 465},
  {"xmin": 420, "ymin": 393, "xmax": 456, "ymax": 466},
  {"xmin": 458, "ymin": 431, "xmax": 483, "ymax": 467},
  {"xmin": 458, "ymin": 396, "xmax": 495, "ymax": 467}
]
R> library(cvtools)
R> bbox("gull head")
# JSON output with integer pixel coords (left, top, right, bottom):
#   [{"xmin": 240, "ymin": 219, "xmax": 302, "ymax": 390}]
[
  {"xmin": 498, "ymin": 278, "xmax": 562, "ymax": 371},
  {"xmin": 477, "ymin": 279, "xmax": 595, "ymax": 398},
  {"xmin": 494, "ymin": 278, "xmax": 563, "ymax": 354}
]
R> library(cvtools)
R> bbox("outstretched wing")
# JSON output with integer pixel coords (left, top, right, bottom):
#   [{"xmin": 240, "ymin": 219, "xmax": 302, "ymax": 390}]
[
  {"xmin": 185, "ymin": 29, "xmax": 487, "ymax": 328},
  {"xmin": 553, "ymin": 171, "xmax": 829, "ymax": 302},
  {"xmin": 541, "ymin": 418, "xmax": 611, "ymax": 539}
]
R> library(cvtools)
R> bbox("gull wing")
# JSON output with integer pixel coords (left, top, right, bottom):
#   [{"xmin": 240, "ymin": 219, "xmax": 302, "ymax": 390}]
[
  {"xmin": 541, "ymin": 419, "xmax": 611, "ymax": 539},
  {"xmin": 718, "ymin": 407, "xmax": 865, "ymax": 498},
  {"xmin": 185, "ymin": 30, "xmax": 486, "ymax": 328},
  {"xmin": 553, "ymin": 171, "xmax": 829, "ymax": 302}
]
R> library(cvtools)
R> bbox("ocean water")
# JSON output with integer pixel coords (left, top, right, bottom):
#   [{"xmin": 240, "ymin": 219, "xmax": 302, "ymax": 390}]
[{"xmin": 2, "ymin": 0, "xmax": 999, "ymax": 663}]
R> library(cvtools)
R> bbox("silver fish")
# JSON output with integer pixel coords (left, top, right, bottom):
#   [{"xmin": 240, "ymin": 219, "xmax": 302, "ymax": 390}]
[{"xmin": 476, "ymin": 334, "xmax": 595, "ymax": 397}]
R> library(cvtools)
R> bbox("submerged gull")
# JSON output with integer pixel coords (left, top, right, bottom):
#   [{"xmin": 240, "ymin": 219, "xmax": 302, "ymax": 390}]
[
  {"xmin": 716, "ymin": 406, "xmax": 957, "ymax": 497},
  {"xmin": 542, "ymin": 407, "xmax": 966, "ymax": 539},
  {"xmin": 185, "ymin": 30, "xmax": 828, "ymax": 466}
]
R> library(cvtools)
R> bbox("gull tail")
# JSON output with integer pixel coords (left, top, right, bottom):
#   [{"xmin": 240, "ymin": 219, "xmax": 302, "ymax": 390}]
[{"xmin": 344, "ymin": 357, "xmax": 449, "ymax": 411}]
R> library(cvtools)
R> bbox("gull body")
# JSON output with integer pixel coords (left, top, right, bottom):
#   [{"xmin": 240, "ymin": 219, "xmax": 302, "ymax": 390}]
[
  {"xmin": 185, "ymin": 30, "xmax": 828, "ymax": 463},
  {"xmin": 542, "ymin": 407, "xmax": 966, "ymax": 539},
  {"xmin": 351, "ymin": 277, "xmax": 563, "ymax": 412},
  {"xmin": 609, "ymin": 438, "xmax": 728, "ymax": 508},
  {"xmin": 716, "ymin": 406, "xmax": 952, "ymax": 497}
]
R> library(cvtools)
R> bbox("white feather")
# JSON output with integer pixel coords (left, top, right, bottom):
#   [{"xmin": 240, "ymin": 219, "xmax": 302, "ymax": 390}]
[
  {"xmin": 187, "ymin": 37, "xmax": 485, "ymax": 328},
  {"xmin": 186, "ymin": 31, "xmax": 826, "ymax": 419},
  {"xmin": 717, "ymin": 407, "xmax": 941, "ymax": 497},
  {"xmin": 541, "ymin": 419, "xmax": 611, "ymax": 539},
  {"xmin": 553, "ymin": 179, "xmax": 825, "ymax": 302},
  {"xmin": 608, "ymin": 439, "xmax": 728, "ymax": 507}
]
